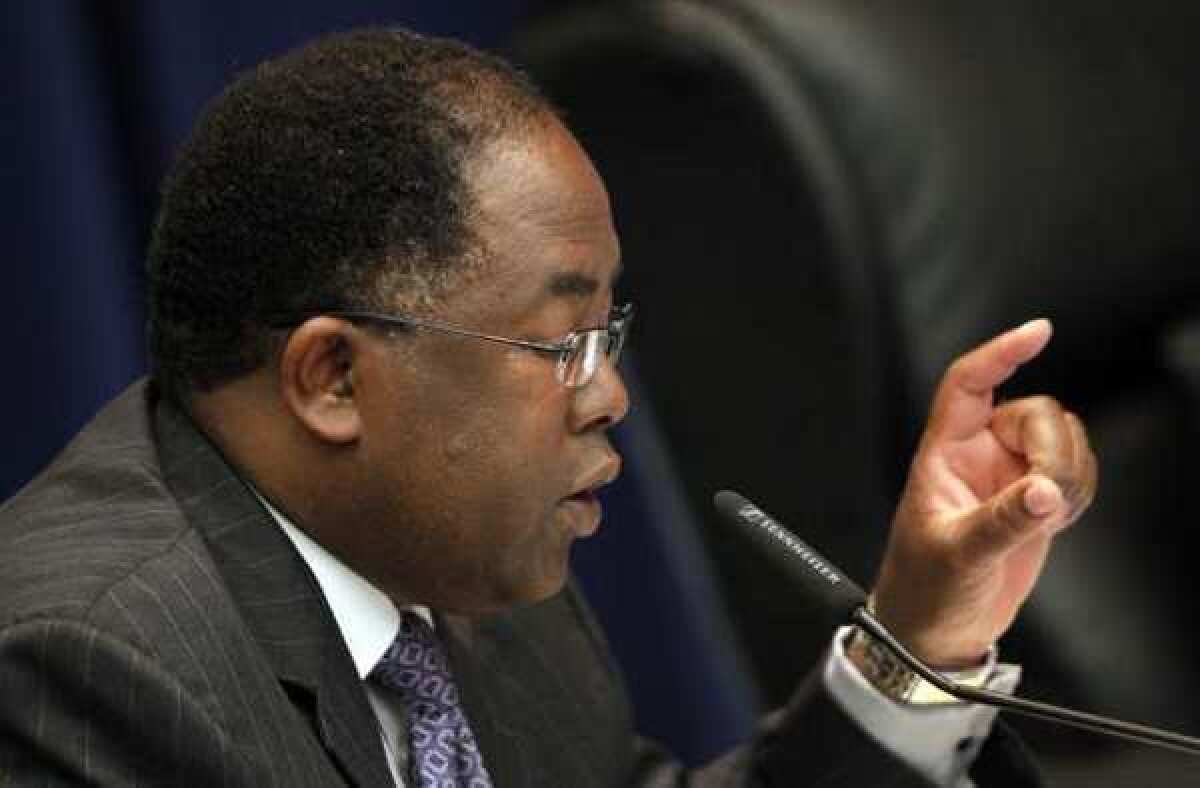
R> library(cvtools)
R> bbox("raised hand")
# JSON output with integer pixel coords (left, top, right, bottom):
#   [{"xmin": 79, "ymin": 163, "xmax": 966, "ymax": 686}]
[{"xmin": 871, "ymin": 319, "xmax": 1097, "ymax": 668}]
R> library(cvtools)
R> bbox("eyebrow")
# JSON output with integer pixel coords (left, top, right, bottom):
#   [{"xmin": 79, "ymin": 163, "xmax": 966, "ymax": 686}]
[{"xmin": 544, "ymin": 263, "xmax": 624, "ymax": 298}]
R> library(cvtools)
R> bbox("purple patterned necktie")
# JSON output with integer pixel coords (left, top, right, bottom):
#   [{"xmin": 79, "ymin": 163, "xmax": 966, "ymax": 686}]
[{"xmin": 371, "ymin": 613, "xmax": 494, "ymax": 788}]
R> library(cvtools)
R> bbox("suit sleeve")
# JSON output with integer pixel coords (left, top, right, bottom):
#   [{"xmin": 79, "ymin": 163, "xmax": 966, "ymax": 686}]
[
  {"xmin": 562, "ymin": 581, "xmax": 1041, "ymax": 787},
  {"xmin": 0, "ymin": 617, "xmax": 258, "ymax": 786}
]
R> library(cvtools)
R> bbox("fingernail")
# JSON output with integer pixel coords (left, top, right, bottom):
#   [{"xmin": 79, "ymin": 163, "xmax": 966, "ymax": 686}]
[
  {"xmin": 1020, "ymin": 317, "xmax": 1053, "ymax": 335},
  {"xmin": 1024, "ymin": 477, "xmax": 1062, "ymax": 517}
]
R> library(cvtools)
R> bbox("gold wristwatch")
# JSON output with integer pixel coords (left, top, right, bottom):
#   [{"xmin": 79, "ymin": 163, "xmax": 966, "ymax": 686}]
[{"xmin": 844, "ymin": 615, "xmax": 996, "ymax": 705}]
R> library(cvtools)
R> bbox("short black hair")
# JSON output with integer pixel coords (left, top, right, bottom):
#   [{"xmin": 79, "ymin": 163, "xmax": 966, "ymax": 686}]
[{"xmin": 146, "ymin": 27, "xmax": 552, "ymax": 401}]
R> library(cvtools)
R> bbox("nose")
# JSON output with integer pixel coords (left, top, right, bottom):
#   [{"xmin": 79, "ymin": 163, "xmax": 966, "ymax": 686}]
[{"xmin": 568, "ymin": 356, "xmax": 630, "ymax": 433}]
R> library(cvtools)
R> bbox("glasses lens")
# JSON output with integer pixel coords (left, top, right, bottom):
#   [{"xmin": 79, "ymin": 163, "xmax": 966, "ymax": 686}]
[
  {"xmin": 561, "ymin": 331, "xmax": 603, "ymax": 388},
  {"xmin": 609, "ymin": 322, "xmax": 627, "ymax": 367},
  {"xmin": 559, "ymin": 306, "xmax": 632, "ymax": 388}
]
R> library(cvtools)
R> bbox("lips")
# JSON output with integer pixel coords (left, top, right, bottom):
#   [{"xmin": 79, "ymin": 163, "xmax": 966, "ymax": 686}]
[
  {"xmin": 569, "ymin": 454, "xmax": 622, "ymax": 501},
  {"xmin": 560, "ymin": 492, "xmax": 602, "ymax": 537},
  {"xmin": 560, "ymin": 454, "xmax": 622, "ymax": 537}
]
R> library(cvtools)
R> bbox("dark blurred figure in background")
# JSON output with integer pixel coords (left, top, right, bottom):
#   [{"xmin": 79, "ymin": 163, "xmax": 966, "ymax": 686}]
[{"xmin": 513, "ymin": 3, "xmax": 1200, "ymax": 784}]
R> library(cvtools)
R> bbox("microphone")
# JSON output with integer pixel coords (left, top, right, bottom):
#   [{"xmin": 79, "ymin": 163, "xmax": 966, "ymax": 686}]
[{"xmin": 713, "ymin": 489, "xmax": 1200, "ymax": 757}]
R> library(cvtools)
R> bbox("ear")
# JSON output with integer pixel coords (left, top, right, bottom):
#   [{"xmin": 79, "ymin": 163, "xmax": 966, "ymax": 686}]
[{"xmin": 278, "ymin": 317, "xmax": 364, "ymax": 445}]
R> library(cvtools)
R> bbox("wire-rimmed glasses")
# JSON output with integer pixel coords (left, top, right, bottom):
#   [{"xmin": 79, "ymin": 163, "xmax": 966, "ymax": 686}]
[{"xmin": 273, "ymin": 302, "xmax": 633, "ymax": 389}]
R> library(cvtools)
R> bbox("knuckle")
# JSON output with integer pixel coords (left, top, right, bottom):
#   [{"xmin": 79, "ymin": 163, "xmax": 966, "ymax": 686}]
[
  {"xmin": 1037, "ymin": 461, "xmax": 1074, "ymax": 495},
  {"xmin": 946, "ymin": 356, "xmax": 971, "ymax": 384},
  {"xmin": 1058, "ymin": 477, "xmax": 1083, "ymax": 507},
  {"xmin": 1065, "ymin": 481, "xmax": 1096, "ymax": 520},
  {"xmin": 1026, "ymin": 394, "xmax": 1064, "ymax": 416},
  {"xmin": 1082, "ymin": 463, "xmax": 1099, "ymax": 505},
  {"xmin": 1081, "ymin": 487, "xmax": 1097, "ymax": 511}
]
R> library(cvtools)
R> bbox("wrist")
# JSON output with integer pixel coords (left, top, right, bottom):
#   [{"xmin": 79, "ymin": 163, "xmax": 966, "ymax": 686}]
[
  {"xmin": 869, "ymin": 591, "xmax": 992, "ymax": 670},
  {"xmin": 846, "ymin": 598, "xmax": 997, "ymax": 705}
]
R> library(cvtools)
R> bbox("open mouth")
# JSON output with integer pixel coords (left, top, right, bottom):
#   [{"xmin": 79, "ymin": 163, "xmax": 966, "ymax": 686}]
[
  {"xmin": 560, "ymin": 487, "xmax": 604, "ymax": 537},
  {"xmin": 566, "ymin": 488, "xmax": 599, "ymax": 505}
]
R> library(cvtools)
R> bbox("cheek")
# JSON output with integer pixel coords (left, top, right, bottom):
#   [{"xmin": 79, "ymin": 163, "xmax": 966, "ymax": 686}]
[
  {"xmin": 444, "ymin": 384, "xmax": 570, "ymax": 488},
  {"xmin": 368, "ymin": 357, "xmax": 577, "ymax": 606},
  {"xmin": 432, "ymin": 412, "xmax": 539, "ymax": 522},
  {"xmin": 444, "ymin": 409, "xmax": 573, "ymax": 560},
  {"xmin": 442, "ymin": 418, "xmax": 558, "ymax": 528}
]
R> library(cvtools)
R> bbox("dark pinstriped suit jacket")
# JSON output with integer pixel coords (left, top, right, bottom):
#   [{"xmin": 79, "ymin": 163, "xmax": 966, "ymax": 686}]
[{"xmin": 0, "ymin": 381, "xmax": 1040, "ymax": 786}]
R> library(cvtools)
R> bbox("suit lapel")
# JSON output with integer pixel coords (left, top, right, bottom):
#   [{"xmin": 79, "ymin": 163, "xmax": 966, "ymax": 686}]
[
  {"xmin": 438, "ymin": 588, "xmax": 637, "ymax": 788},
  {"xmin": 438, "ymin": 613, "xmax": 524, "ymax": 786},
  {"xmin": 439, "ymin": 608, "xmax": 587, "ymax": 788},
  {"xmin": 154, "ymin": 389, "xmax": 393, "ymax": 787}
]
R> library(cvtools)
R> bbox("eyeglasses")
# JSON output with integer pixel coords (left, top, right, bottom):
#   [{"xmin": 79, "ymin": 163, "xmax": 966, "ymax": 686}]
[{"xmin": 274, "ymin": 302, "xmax": 633, "ymax": 389}]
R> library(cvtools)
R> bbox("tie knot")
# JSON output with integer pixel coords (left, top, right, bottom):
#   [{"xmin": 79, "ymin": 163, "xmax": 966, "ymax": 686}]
[
  {"xmin": 397, "ymin": 612, "xmax": 441, "ymax": 657},
  {"xmin": 372, "ymin": 613, "xmax": 455, "ymax": 703}
]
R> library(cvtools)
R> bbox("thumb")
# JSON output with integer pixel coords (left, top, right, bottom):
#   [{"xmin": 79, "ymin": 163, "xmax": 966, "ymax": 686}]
[{"xmin": 956, "ymin": 474, "xmax": 1064, "ymax": 564}]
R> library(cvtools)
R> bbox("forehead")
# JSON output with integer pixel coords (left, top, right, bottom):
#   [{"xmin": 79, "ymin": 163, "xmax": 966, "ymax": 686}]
[{"xmin": 454, "ymin": 118, "xmax": 622, "ymax": 315}]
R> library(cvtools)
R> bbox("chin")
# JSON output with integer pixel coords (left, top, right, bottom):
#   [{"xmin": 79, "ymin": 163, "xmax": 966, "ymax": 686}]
[
  {"xmin": 440, "ymin": 569, "xmax": 568, "ymax": 618},
  {"xmin": 500, "ymin": 563, "xmax": 572, "ymax": 611},
  {"xmin": 445, "ymin": 536, "xmax": 574, "ymax": 615}
]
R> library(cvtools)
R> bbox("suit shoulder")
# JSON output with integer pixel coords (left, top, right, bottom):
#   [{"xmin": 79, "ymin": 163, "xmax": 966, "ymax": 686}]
[{"xmin": 0, "ymin": 383, "xmax": 197, "ymax": 625}]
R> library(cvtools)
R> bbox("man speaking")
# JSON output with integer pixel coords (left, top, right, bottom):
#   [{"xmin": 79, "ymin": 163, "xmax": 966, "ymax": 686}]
[{"xmin": 0, "ymin": 28, "xmax": 1095, "ymax": 786}]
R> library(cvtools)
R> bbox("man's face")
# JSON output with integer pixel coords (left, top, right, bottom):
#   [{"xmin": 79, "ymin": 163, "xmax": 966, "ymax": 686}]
[{"xmin": 342, "ymin": 118, "xmax": 628, "ymax": 615}]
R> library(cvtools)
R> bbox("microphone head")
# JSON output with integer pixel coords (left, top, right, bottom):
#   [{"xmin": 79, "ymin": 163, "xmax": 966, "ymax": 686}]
[{"xmin": 713, "ymin": 490, "xmax": 867, "ymax": 624}]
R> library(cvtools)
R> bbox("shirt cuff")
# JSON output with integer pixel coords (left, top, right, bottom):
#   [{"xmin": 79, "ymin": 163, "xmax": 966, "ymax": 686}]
[{"xmin": 823, "ymin": 625, "xmax": 1022, "ymax": 787}]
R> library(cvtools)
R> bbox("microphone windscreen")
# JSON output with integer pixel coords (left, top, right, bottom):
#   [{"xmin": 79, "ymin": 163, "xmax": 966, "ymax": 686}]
[{"xmin": 713, "ymin": 490, "xmax": 867, "ymax": 623}]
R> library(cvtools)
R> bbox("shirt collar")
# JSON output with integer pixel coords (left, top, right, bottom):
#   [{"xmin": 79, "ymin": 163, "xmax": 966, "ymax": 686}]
[{"xmin": 253, "ymin": 491, "xmax": 430, "ymax": 679}]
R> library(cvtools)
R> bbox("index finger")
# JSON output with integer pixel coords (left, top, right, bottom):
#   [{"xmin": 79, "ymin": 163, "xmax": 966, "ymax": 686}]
[{"xmin": 926, "ymin": 318, "xmax": 1053, "ymax": 442}]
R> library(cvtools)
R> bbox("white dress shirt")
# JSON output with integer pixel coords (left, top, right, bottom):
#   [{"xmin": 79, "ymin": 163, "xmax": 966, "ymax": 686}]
[{"xmin": 258, "ymin": 496, "xmax": 1016, "ymax": 787}]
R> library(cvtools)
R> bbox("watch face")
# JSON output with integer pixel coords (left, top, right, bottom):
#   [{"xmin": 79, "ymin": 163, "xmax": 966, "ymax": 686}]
[
  {"xmin": 847, "ymin": 628, "xmax": 920, "ymax": 703},
  {"xmin": 849, "ymin": 627, "xmax": 984, "ymax": 706}
]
